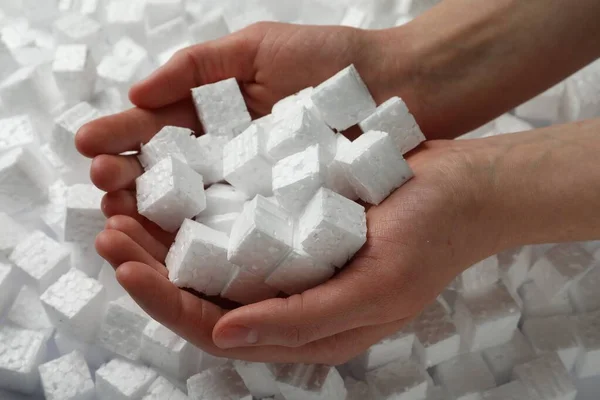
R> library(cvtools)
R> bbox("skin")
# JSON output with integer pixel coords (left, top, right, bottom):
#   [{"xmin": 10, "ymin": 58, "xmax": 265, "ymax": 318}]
[{"xmin": 76, "ymin": 0, "xmax": 600, "ymax": 364}]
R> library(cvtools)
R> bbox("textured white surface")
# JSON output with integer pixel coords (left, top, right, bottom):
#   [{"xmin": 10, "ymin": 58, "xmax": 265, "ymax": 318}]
[
  {"xmin": 523, "ymin": 315, "xmax": 580, "ymax": 371},
  {"xmin": 0, "ymin": 325, "xmax": 47, "ymax": 394},
  {"xmin": 95, "ymin": 358, "xmax": 157, "ymax": 400},
  {"xmin": 0, "ymin": 115, "xmax": 38, "ymax": 154},
  {"xmin": 518, "ymin": 281, "xmax": 574, "ymax": 318},
  {"xmin": 199, "ymin": 184, "xmax": 248, "ymax": 217},
  {"xmin": 480, "ymin": 381, "xmax": 532, "ymax": 400},
  {"xmin": 573, "ymin": 311, "xmax": 600, "ymax": 378},
  {"xmin": 325, "ymin": 134, "xmax": 358, "ymax": 200},
  {"xmin": 0, "ymin": 212, "xmax": 28, "ymax": 256},
  {"xmin": 51, "ymin": 102, "xmax": 99, "ymax": 169},
  {"xmin": 52, "ymin": 44, "xmax": 96, "ymax": 103},
  {"xmin": 365, "ymin": 359, "xmax": 428, "ymax": 400},
  {"xmin": 433, "ymin": 353, "xmax": 497, "ymax": 400},
  {"xmin": 498, "ymin": 246, "xmax": 533, "ymax": 293},
  {"xmin": 64, "ymin": 184, "xmax": 105, "ymax": 242},
  {"xmin": 39, "ymin": 351, "xmax": 94, "ymax": 400},
  {"xmin": 274, "ymin": 363, "xmax": 347, "ymax": 400},
  {"xmin": 481, "ymin": 331, "xmax": 536, "ymax": 386},
  {"xmin": 141, "ymin": 376, "xmax": 187, "ymax": 400},
  {"xmin": 6, "ymin": 287, "xmax": 54, "ymax": 340},
  {"xmin": 512, "ymin": 353, "xmax": 577, "ymax": 400},
  {"xmin": 187, "ymin": 363, "xmax": 251, "ymax": 400},
  {"xmin": 54, "ymin": 331, "xmax": 112, "ymax": 371},
  {"xmin": 190, "ymin": 11, "xmax": 230, "ymax": 43},
  {"xmin": 569, "ymin": 267, "xmax": 600, "ymax": 313},
  {"xmin": 413, "ymin": 299, "xmax": 460, "ymax": 368},
  {"xmin": 221, "ymin": 266, "xmax": 279, "ymax": 305},
  {"xmin": 233, "ymin": 361, "xmax": 280, "ymax": 399},
  {"xmin": 459, "ymin": 255, "xmax": 500, "ymax": 293}
]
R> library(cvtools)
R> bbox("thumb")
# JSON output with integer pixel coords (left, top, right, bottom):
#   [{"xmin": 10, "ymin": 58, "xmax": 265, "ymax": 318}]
[{"xmin": 128, "ymin": 28, "xmax": 261, "ymax": 109}]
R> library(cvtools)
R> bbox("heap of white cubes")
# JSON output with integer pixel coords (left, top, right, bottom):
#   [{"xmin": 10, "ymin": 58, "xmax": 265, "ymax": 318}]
[{"xmin": 0, "ymin": 1, "xmax": 600, "ymax": 399}]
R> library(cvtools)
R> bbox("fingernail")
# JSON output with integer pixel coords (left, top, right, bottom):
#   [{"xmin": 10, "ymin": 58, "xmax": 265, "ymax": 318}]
[{"xmin": 215, "ymin": 325, "xmax": 258, "ymax": 349}]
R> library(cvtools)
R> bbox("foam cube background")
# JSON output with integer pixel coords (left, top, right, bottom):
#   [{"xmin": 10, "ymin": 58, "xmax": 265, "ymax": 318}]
[{"xmin": 0, "ymin": 0, "xmax": 599, "ymax": 399}]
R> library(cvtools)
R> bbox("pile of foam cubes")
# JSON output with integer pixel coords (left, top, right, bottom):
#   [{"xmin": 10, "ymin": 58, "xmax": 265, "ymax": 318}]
[{"xmin": 0, "ymin": 0, "xmax": 599, "ymax": 399}]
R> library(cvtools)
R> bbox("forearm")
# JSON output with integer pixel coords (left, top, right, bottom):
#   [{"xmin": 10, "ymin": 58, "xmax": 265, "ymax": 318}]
[
  {"xmin": 479, "ymin": 120, "xmax": 600, "ymax": 250},
  {"xmin": 373, "ymin": 0, "xmax": 600, "ymax": 139}
]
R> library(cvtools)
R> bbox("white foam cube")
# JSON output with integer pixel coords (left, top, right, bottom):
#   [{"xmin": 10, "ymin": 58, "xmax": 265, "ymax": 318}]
[
  {"xmin": 64, "ymin": 183, "xmax": 105, "ymax": 242},
  {"xmin": 221, "ymin": 266, "xmax": 280, "ymax": 305},
  {"xmin": 0, "ymin": 40, "xmax": 19, "ymax": 81},
  {"xmin": 192, "ymin": 78, "xmax": 251, "ymax": 137},
  {"xmin": 70, "ymin": 241, "xmax": 105, "ymax": 278},
  {"xmin": 97, "ymin": 37, "xmax": 150, "ymax": 90},
  {"xmin": 0, "ymin": 66, "xmax": 52, "ymax": 117},
  {"xmin": 311, "ymin": 65, "xmax": 376, "ymax": 131},
  {"xmin": 512, "ymin": 353, "xmax": 577, "ymax": 400},
  {"xmin": 199, "ymin": 184, "xmax": 248, "ymax": 217},
  {"xmin": 146, "ymin": 17, "xmax": 190, "ymax": 55},
  {"xmin": 432, "ymin": 353, "xmax": 496, "ymax": 400},
  {"xmin": 518, "ymin": 281, "xmax": 573, "ymax": 318},
  {"xmin": 190, "ymin": 11, "xmax": 230, "ymax": 43},
  {"xmin": 97, "ymin": 262, "xmax": 127, "ymax": 301},
  {"xmin": 227, "ymin": 195, "xmax": 294, "ymax": 277},
  {"xmin": 498, "ymin": 246, "xmax": 533, "ymax": 292},
  {"xmin": 95, "ymin": 358, "xmax": 158, "ymax": 400},
  {"xmin": 271, "ymin": 87, "xmax": 316, "ymax": 118},
  {"xmin": 325, "ymin": 134, "xmax": 358, "ymax": 200},
  {"xmin": 97, "ymin": 296, "xmax": 152, "ymax": 361},
  {"xmin": 10, "ymin": 230, "xmax": 71, "ymax": 292},
  {"xmin": 233, "ymin": 361, "xmax": 281, "ymax": 398},
  {"xmin": 0, "ymin": 325, "xmax": 48, "ymax": 394},
  {"xmin": 51, "ymin": 102, "xmax": 100, "ymax": 168},
  {"xmin": 6, "ymin": 286, "xmax": 54, "ymax": 339},
  {"xmin": 298, "ymin": 187, "xmax": 366, "ymax": 268},
  {"xmin": 0, "ymin": 147, "xmax": 53, "ymax": 214},
  {"xmin": 192, "ymin": 134, "xmax": 229, "ymax": 184},
  {"xmin": 573, "ymin": 311, "xmax": 600, "ymax": 378},
  {"xmin": 195, "ymin": 213, "xmax": 239, "ymax": 235},
  {"xmin": 53, "ymin": 44, "xmax": 96, "ymax": 103},
  {"xmin": 569, "ymin": 266, "xmax": 600, "ymax": 313},
  {"xmin": 274, "ymin": 364, "xmax": 347, "ymax": 400},
  {"xmin": 272, "ymin": 145, "xmax": 327, "ymax": 215},
  {"xmin": 480, "ymin": 381, "xmax": 531, "ymax": 400},
  {"xmin": 481, "ymin": 331, "xmax": 536, "ymax": 386},
  {"xmin": 344, "ymin": 377, "xmax": 370, "ymax": 400},
  {"xmin": 458, "ymin": 255, "xmax": 500, "ymax": 293},
  {"xmin": 187, "ymin": 363, "xmax": 251, "ymax": 400},
  {"xmin": 137, "ymin": 156, "xmax": 206, "ymax": 232},
  {"xmin": 0, "ymin": 212, "xmax": 28, "ymax": 256},
  {"xmin": 522, "ymin": 315, "xmax": 580, "ymax": 371},
  {"xmin": 454, "ymin": 283, "xmax": 521, "ymax": 352},
  {"xmin": 560, "ymin": 60, "xmax": 600, "ymax": 122},
  {"xmin": 529, "ymin": 243, "xmax": 595, "ymax": 302},
  {"xmin": 142, "ymin": 376, "xmax": 187, "ymax": 400},
  {"xmin": 267, "ymin": 105, "xmax": 337, "ymax": 163},
  {"xmin": 145, "ymin": 0, "xmax": 184, "ymax": 27},
  {"xmin": 53, "ymin": 13, "xmax": 101, "ymax": 48},
  {"xmin": 339, "ymin": 131, "xmax": 414, "ymax": 205},
  {"xmin": 54, "ymin": 331, "xmax": 112, "ymax": 370},
  {"xmin": 41, "ymin": 268, "xmax": 106, "ymax": 342},
  {"xmin": 0, "ymin": 262, "xmax": 20, "ymax": 314},
  {"xmin": 104, "ymin": 0, "xmax": 147, "ymax": 44},
  {"xmin": 348, "ymin": 325, "xmax": 416, "ymax": 379},
  {"xmin": 0, "ymin": 115, "xmax": 38, "ymax": 154},
  {"xmin": 91, "ymin": 87, "xmax": 125, "ymax": 115},
  {"xmin": 58, "ymin": 0, "xmax": 100, "ymax": 16},
  {"xmin": 223, "ymin": 124, "xmax": 273, "ymax": 197},
  {"xmin": 515, "ymin": 83, "xmax": 565, "ymax": 123},
  {"xmin": 299, "ymin": 0, "xmax": 346, "ymax": 25},
  {"xmin": 141, "ymin": 320, "xmax": 201, "ymax": 380},
  {"xmin": 365, "ymin": 359, "xmax": 428, "ymax": 400},
  {"xmin": 166, "ymin": 219, "xmax": 236, "ymax": 296},
  {"xmin": 412, "ymin": 299, "xmax": 460, "ymax": 367},
  {"xmin": 138, "ymin": 126, "xmax": 197, "ymax": 170},
  {"xmin": 359, "ymin": 96, "xmax": 426, "ymax": 155},
  {"xmin": 39, "ymin": 350, "xmax": 94, "ymax": 400}
]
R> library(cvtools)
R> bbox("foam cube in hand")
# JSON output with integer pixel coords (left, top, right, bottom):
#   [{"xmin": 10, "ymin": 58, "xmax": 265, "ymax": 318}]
[
  {"xmin": 138, "ymin": 126, "xmax": 198, "ymax": 170},
  {"xmin": 10, "ymin": 230, "xmax": 71, "ymax": 292},
  {"xmin": 192, "ymin": 78, "xmax": 251, "ymax": 137},
  {"xmin": 481, "ymin": 331, "xmax": 536, "ymax": 386},
  {"xmin": 64, "ymin": 183, "xmax": 105, "ymax": 242},
  {"xmin": 228, "ymin": 195, "xmax": 294, "ymax": 277},
  {"xmin": 0, "ymin": 262, "xmax": 20, "ymax": 314},
  {"xmin": 325, "ymin": 134, "xmax": 358, "ymax": 200},
  {"xmin": 274, "ymin": 364, "xmax": 347, "ymax": 400},
  {"xmin": 297, "ymin": 187, "xmax": 366, "ymax": 268},
  {"xmin": 195, "ymin": 213, "xmax": 239, "ymax": 235},
  {"xmin": 220, "ymin": 266, "xmax": 279, "ymax": 304},
  {"xmin": 166, "ymin": 219, "xmax": 236, "ymax": 296},
  {"xmin": 233, "ymin": 361, "xmax": 281, "ymax": 399},
  {"xmin": 512, "ymin": 353, "xmax": 577, "ymax": 400},
  {"xmin": 522, "ymin": 315, "xmax": 580, "ymax": 371},
  {"xmin": 104, "ymin": 0, "xmax": 147, "ymax": 44},
  {"xmin": 192, "ymin": 134, "xmax": 229, "ymax": 184},
  {"xmin": 39, "ymin": 350, "xmax": 95, "ymax": 400},
  {"xmin": 95, "ymin": 358, "xmax": 157, "ymax": 400},
  {"xmin": 0, "ymin": 212, "xmax": 28, "ymax": 256},
  {"xmin": 199, "ymin": 184, "xmax": 248, "ymax": 217},
  {"xmin": 311, "ymin": 65, "xmax": 376, "ymax": 131},
  {"xmin": 359, "ymin": 96, "xmax": 426, "ymax": 154},
  {"xmin": 53, "ymin": 44, "xmax": 96, "ymax": 103},
  {"xmin": 339, "ymin": 130, "xmax": 414, "ymax": 205},
  {"xmin": 40, "ymin": 268, "xmax": 106, "ymax": 342},
  {"xmin": 272, "ymin": 145, "xmax": 326, "ymax": 215},
  {"xmin": 7, "ymin": 286, "xmax": 54, "ymax": 340},
  {"xmin": 0, "ymin": 325, "xmax": 48, "ymax": 394},
  {"xmin": 365, "ymin": 360, "xmax": 428, "ymax": 400},
  {"xmin": 412, "ymin": 299, "xmax": 460, "ymax": 367},
  {"xmin": 142, "ymin": 376, "xmax": 187, "ymax": 400},
  {"xmin": 137, "ymin": 156, "xmax": 206, "ymax": 232},
  {"xmin": 187, "ymin": 363, "xmax": 251, "ymax": 400}
]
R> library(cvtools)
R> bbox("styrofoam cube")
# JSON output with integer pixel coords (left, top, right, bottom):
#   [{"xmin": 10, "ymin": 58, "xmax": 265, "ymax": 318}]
[
  {"xmin": 223, "ymin": 124, "xmax": 273, "ymax": 197},
  {"xmin": 97, "ymin": 262, "xmax": 127, "ymax": 300},
  {"xmin": 297, "ymin": 187, "xmax": 366, "ymax": 268},
  {"xmin": 95, "ymin": 358, "xmax": 158, "ymax": 400},
  {"xmin": 90, "ymin": 87, "xmax": 125, "ymax": 115},
  {"xmin": 515, "ymin": 82, "xmax": 565, "ymax": 123},
  {"xmin": 136, "ymin": 156, "xmax": 206, "ymax": 232},
  {"xmin": 195, "ymin": 213, "xmax": 239, "ymax": 235},
  {"xmin": 365, "ymin": 359, "xmax": 428, "ymax": 400},
  {"xmin": 272, "ymin": 145, "xmax": 327, "ymax": 215},
  {"xmin": 344, "ymin": 376, "xmax": 370, "ymax": 400},
  {"xmin": 573, "ymin": 311, "xmax": 600, "ymax": 378},
  {"xmin": 104, "ymin": 0, "xmax": 147, "ymax": 44},
  {"xmin": 560, "ymin": 59, "xmax": 600, "ymax": 122},
  {"xmin": 266, "ymin": 105, "xmax": 337, "ymax": 163},
  {"xmin": 97, "ymin": 296, "xmax": 152, "ymax": 361},
  {"xmin": 458, "ymin": 255, "xmax": 499, "ymax": 293},
  {"xmin": 54, "ymin": 331, "xmax": 113, "ymax": 370},
  {"xmin": 432, "ymin": 353, "xmax": 496, "ymax": 400},
  {"xmin": 347, "ymin": 325, "xmax": 416, "ymax": 379},
  {"xmin": 0, "ymin": 66, "xmax": 57, "ymax": 117},
  {"xmin": 53, "ymin": 44, "xmax": 96, "ymax": 103},
  {"xmin": 187, "ymin": 363, "xmax": 251, "ymax": 400},
  {"xmin": 6, "ymin": 286, "xmax": 54, "ymax": 340},
  {"xmin": 192, "ymin": 78, "xmax": 251, "ymax": 137},
  {"xmin": 142, "ymin": 376, "xmax": 187, "ymax": 400},
  {"xmin": 53, "ymin": 13, "xmax": 101, "ymax": 50},
  {"xmin": 271, "ymin": 87, "xmax": 316, "ymax": 118},
  {"xmin": 339, "ymin": 130, "xmax": 414, "ymax": 205},
  {"xmin": 10, "ymin": 230, "xmax": 71, "ymax": 292},
  {"xmin": 492, "ymin": 114, "xmax": 534, "ymax": 135},
  {"xmin": 137, "ymin": 126, "xmax": 200, "ymax": 172},
  {"xmin": 0, "ymin": 40, "xmax": 19, "ymax": 82},
  {"xmin": 166, "ymin": 219, "xmax": 236, "ymax": 296},
  {"xmin": 0, "ymin": 212, "xmax": 28, "ymax": 256},
  {"xmin": 412, "ymin": 299, "xmax": 460, "ymax": 367},
  {"xmin": 70, "ymin": 241, "xmax": 105, "ymax": 278},
  {"xmin": 340, "ymin": 6, "xmax": 368, "ymax": 27},
  {"xmin": 146, "ymin": 17, "xmax": 190, "ymax": 55},
  {"xmin": 39, "ymin": 350, "xmax": 95, "ymax": 400},
  {"xmin": 233, "ymin": 361, "xmax": 281, "ymax": 399},
  {"xmin": 40, "ymin": 268, "xmax": 106, "ymax": 342},
  {"xmin": 0, "ymin": 115, "xmax": 38, "ymax": 154},
  {"xmin": 141, "ymin": 320, "xmax": 201, "ymax": 380},
  {"xmin": 145, "ymin": 0, "xmax": 184, "ymax": 27},
  {"xmin": 58, "ymin": 0, "xmax": 100, "ymax": 16},
  {"xmin": 192, "ymin": 134, "xmax": 229, "ymax": 184},
  {"xmin": 51, "ymin": 102, "xmax": 100, "ymax": 168},
  {"xmin": 0, "ymin": 147, "xmax": 53, "ymax": 214},
  {"xmin": 569, "ymin": 266, "xmax": 600, "ymax": 313},
  {"xmin": 480, "ymin": 381, "xmax": 531, "ymax": 400},
  {"xmin": 299, "ymin": 0, "xmax": 346, "ymax": 25},
  {"xmin": 199, "ymin": 184, "xmax": 248, "ymax": 217},
  {"xmin": 221, "ymin": 266, "xmax": 280, "ymax": 305},
  {"xmin": 0, "ymin": 262, "xmax": 20, "ymax": 314},
  {"xmin": 518, "ymin": 281, "xmax": 573, "ymax": 318},
  {"xmin": 311, "ymin": 64, "xmax": 376, "ymax": 131},
  {"xmin": 324, "ymin": 134, "xmax": 358, "ymax": 200},
  {"xmin": 481, "ymin": 331, "xmax": 536, "ymax": 386},
  {"xmin": 512, "ymin": 353, "xmax": 577, "ymax": 400},
  {"xmin": 498, "ymin": 246, "xmax": 533, "ymax": 292},
  {"xmin": 190, "ymin": 11, "xmax": 230, "ymax": 43},
  {"xmin": 359, "ymin": 96, "xmax": 426, "ymax": 155},
  {"xmin": 274, "ymin": 364, "xmax": 347, "ymax": 400},
  {"xmin": 97, "ymin": 37, "xmax": 150, "ymax": 90},
  {"xmin": 0, "ymin": 325, "xmax": 48, "ymax": 394},
  {"xmin": 529, "ymin": 243, "xmax": 595, "ymax": 302},
  {"xmin": 227, "ymin": 195, "xmax": 294, "ymax": 278},
  {"xmin": 64, "ymin": 183, "xmax": 105, "ymax": 242},
  {"xmin": 522, "ymin": 315, "xmax": 580, "ymax": 371}
]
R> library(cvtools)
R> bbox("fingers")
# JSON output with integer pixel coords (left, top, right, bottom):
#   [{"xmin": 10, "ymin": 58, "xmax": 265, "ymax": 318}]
[
  {"xmin": 104, "ymin": 215, "xmax": 169, "ymax": 263},
  {"xmin": 75, "ymin": 99, "xmax": 198, "ymax": 158},
  {"xmin": 129, "ymin": 30, "xmax": 260, "ymax": 109},
  {"xmin": 91, "ymin": 155, "xmax": 143, "ymax": 192}
]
